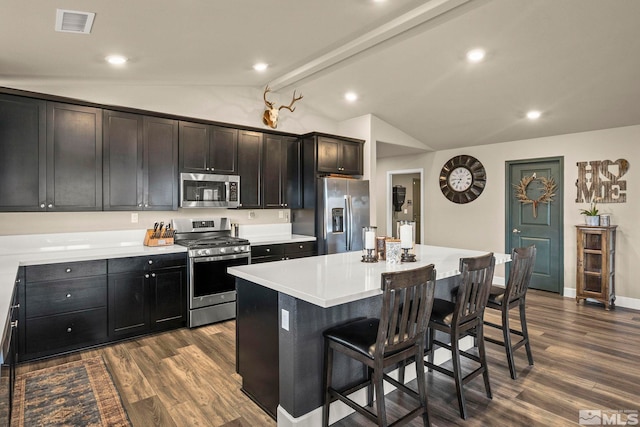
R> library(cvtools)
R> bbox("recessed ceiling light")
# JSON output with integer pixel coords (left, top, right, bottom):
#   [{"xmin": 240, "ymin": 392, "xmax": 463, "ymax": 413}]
[
  {"xmin": 466, "ymin": 48, "xmax": 486, "ymax": 63},
  {"xmin": 105, "ymin": 55, "xmax": 127, "ymax": 65},
  {"xmin": 253, "ymin": 63, "xmax": 268, "ymax": 72},
  {"xmin": 526, "ymin": 110, "xmax": 542, "ymax": 120},
  {"xmin": 345, "ymin": 92, "xmax": 358, "ymax": 102}
]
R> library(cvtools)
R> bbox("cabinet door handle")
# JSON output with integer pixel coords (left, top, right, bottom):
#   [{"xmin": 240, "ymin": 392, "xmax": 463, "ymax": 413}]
[
  {"xmin": 299, "ymin": 245, "xmax": 303, "ymax": 249},
  {"xmin": 66, "ymin": 293, "xmax": 72, "ymax": 298},
  {"xmin": 148, "ymin": 260, "xmax": 153, "ymax": 264},
  {"xmin": 151, "ymin": 273, "xmax": 156, "ymax": 278},
  {"xmin": 48, "ymin": 203, "xmax": 53, "ymax": 208},
  {"xmin": 66, "ymin": 327, "xmax": 72, "ymax": 333},
  {"xmin": 11, "ymin": 303, "xmax": 19, "ymax": 309},
  {"xmin": 66, "ymin": 268, "xmax": 72, "ymax": 273},
  {"xmin": 40, "ymin": 203, "xmax": 45, "ymax": 208},
  {"xmin": 145, "ymin": 274, "xmax": 150, "ymax": 278},
  {"xmin": 11, "ymin": 321, "xmax": 18, "ymax": 329},
  {"xmin": 138, "ymin": 203, "xmax": 142, "ymax": 207},
  {"xmin": 266, "ymin": 248, "xmax": 270, "ymax": 252}
]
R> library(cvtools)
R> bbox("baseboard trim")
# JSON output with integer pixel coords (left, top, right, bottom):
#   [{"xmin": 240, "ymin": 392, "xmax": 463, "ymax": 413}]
[{"xmin": 563, "ymin": 288, "xmax": 640, "ymax": 311}]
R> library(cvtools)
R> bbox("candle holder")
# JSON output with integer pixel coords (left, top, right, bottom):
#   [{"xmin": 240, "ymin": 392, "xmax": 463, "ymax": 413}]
[
  {"xmin": 361, "ymin": 226, "xmax": 378, "ymax": 263},
  {"xmin": 401, "ymin": 248, "xmax": 416, "ymax": 263}
]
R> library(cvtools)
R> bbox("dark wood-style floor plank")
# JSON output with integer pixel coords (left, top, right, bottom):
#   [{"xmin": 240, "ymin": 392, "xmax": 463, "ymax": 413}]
[{"xmin": 15, "ymin": 289, "xmax": 640, "ymax": 426}]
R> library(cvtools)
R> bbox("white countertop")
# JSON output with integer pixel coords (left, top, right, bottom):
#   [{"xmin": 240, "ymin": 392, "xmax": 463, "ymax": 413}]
[{"xmin": 228, "ymin": 245, "xmax": 511, "ymax": 308}]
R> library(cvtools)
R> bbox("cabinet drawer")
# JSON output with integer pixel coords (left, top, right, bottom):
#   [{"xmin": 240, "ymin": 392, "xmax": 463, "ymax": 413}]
[
  {"xmin": 251, "ymin": 245, "xmax": 285, "ymax": 259},
  {"xmin": 284, "ymin": 241, "xmax": 316, "ymax": 255},
  {"xmin": 108, "ymin": 253, "xmax": 186, "ymax": 273},
  {"xmin": 26, "ymin": 260, "xmax": 107, "ymax": 282},
  {"xmin": 24, "ymin": 307, "xmax": 108, "ymax": 356},
  {"xmin": 25, "ymin": 276, "xmax": 107, "ymax": 318}
]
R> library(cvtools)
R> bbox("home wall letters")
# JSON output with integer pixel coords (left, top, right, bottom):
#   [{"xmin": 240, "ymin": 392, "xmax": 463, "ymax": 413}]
[{"xmin": 575, "ymin": 159, "xmax": 629, "ymax": 203}]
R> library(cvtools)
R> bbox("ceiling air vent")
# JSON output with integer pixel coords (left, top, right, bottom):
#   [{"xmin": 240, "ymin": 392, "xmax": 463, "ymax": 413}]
[{"xmin": 55, "ymin": 9, "xmax": 96, "ymax": 34}]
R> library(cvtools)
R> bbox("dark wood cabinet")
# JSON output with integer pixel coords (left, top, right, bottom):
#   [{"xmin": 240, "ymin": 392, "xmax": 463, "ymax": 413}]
[
  {"xmin": 0, "ymin": 96, "xmax": 102, "ymax": 212},
  {"xmin": 179, "ymin": 121, "xmax": 238, "ymax": 174},
  {"xmin": 19, "ymin": 260, "xmax": 108, "ymax": 361},
  {"xmin": 316, "ymin": 135, "xmax": 363, "ymax": 175},
  {"xmin": 576, "ymin": 225, "xmax": 617, "ymax": 310},
  {"xmin": 108, "ymin": 253, "xmax": 187, "ymax": 340},
  {"xmin": 104, "ymin": 111, "xmax": 178, "ymax": 210},
  {"xmin": 237, "ymin": 130, "xmax": 263, "ymax": 209},
  {"xmin": 0, "ymin": 94, "xmax": 46, "ymax": 211},
  {"xmin": 263, "ymin": 135, "xmax": 300, "ymax": 209},
  {"xmin": 0, "ymin": 275, "xmax": 20, "ymax": 425},
  {"xmin": 250, "ymin": 241, "xmax": 316, "ymax": 264},
  {"xmin": 46, "ymin": 102, "xmax": 103, "ymax": 211}
]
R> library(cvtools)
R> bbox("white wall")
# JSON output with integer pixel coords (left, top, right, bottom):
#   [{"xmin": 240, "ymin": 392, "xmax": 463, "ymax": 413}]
[{"xmin": 377, "ymin": 125, "xmax": 639, "ymax": 302}]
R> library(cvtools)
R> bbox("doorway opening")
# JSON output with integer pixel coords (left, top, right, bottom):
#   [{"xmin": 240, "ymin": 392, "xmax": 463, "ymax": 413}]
[{"xmin": 386, "ymin": 169, "xmax": 424, "ymax": 243}]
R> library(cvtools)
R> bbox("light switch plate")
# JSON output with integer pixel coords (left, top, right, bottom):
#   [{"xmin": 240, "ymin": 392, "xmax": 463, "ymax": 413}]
[
  {"xmin": 281, "ymin": 309, "xmax": 289, "ymax": 331},
  {"xmin": 131, "ymin": 213, "xmax": 138, "ymax": 223}
]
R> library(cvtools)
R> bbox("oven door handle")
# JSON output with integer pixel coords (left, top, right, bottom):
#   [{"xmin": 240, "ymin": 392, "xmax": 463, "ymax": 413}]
[{"xmin": 192, "ymin": 254, "xmax": 250, "ymax": 263}]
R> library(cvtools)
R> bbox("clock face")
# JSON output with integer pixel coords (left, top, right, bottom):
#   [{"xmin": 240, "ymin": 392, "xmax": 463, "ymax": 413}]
[
  {"xmin": 448, "ymin": 166, "xmax": 473, "ymax": 192},
  {"xmin": 439, "ymin": 155, "xmax": 486, "ymax": 204}
]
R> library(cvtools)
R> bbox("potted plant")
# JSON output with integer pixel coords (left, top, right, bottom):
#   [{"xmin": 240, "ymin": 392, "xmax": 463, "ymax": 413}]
[{"xmin": 579, "ymin": 198, "xmax": 600, "ymax": 226}]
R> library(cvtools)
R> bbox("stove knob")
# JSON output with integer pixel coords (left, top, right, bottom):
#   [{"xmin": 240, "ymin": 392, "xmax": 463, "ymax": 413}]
[
  {"xmin": 220, "ymin": 247, "xmax": 226, "ymax": 253},
  {"xmin": 198, "ymin": 249, "xmax": 207, "ymax": 256},
  {"xmin": 233, "ymin": 246, "xmax": 240, "ymax": 252}
]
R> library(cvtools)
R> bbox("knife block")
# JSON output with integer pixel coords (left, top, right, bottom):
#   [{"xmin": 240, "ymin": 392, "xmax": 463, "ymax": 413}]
[{"xmin": 143, "ymin": 229, "xmax": 174, "ymax": 246}]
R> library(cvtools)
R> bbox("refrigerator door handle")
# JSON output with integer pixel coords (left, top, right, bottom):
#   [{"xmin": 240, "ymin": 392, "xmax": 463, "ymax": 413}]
[{"xmin": 345, "ymin": 195, "xmax": 352, "ymax": 251}]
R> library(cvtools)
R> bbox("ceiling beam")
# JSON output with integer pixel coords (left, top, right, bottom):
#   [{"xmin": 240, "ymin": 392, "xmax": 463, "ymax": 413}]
[{"xmin": 268, "ymin": 0, "xmax": 471, "ymax": 91}]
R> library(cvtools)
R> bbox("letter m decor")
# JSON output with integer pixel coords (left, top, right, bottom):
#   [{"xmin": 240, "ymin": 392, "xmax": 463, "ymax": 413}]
[{"xmin": 576, "ymin": 159, "xmax": 629, "ymax": 204}]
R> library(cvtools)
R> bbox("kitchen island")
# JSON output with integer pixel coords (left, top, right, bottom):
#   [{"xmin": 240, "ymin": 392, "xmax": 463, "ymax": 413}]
[{"xmin": 228, "ymin": 245, "xmax": 511, "ymax": 427}]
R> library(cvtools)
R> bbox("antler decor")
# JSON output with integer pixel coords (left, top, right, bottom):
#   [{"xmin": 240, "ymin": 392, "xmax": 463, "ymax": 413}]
[
  {"xmin": 514, "ymin": 173, "xmax": 557, "ymax": 218},
  {"xmin": 262, "ymin": 85, "xmax": 303, "ymax": 129}
]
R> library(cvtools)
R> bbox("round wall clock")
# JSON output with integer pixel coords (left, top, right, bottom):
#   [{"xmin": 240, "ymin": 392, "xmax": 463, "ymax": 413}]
[{"xmin": 439, "ymin": 155, "xmax": 487, "ymax": 204}]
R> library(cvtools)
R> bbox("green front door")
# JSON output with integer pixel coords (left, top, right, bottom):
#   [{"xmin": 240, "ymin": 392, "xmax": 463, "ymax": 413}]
[{"xmin": 506, "ymin": 157, "xmax": 564, "ymax": 293}]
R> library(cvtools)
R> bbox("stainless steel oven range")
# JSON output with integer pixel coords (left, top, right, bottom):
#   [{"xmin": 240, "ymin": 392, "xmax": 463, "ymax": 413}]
[{"xmin": 172, "ymin": 217, "xmax": 250, "ymax": 328}]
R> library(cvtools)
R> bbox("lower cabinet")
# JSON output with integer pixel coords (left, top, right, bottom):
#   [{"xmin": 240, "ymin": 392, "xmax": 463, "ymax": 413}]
[
  {"xmin": 251, "ymin": 241, "xmax": 316, "ymax": 264},
  {"xmin": 17, "ymin": 253, "xmax": 186, "ymax": 361},
  {"xmin": 19, "ymin": 260, "xmax": 109, "ymax": 361},
  {"xmin": 108, "ymin": 253, "xmax": 187, "ymax": 340}
]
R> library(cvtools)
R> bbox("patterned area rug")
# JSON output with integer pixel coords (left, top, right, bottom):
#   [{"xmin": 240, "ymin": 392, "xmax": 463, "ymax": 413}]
[{"xmin": 11, "ymin": 356, "xmax": 130, "ymax": 427}]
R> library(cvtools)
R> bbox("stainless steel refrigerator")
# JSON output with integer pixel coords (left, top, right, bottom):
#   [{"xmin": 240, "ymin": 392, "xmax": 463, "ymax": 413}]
[{"xmin": 317, "ymin": 177, "xmax": 370, "ymax": 254}]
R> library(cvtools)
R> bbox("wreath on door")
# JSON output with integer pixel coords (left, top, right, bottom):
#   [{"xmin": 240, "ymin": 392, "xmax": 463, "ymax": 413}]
[{"xmin": 514, "ymin": 173, "xmax": 557, "ymax": 218}]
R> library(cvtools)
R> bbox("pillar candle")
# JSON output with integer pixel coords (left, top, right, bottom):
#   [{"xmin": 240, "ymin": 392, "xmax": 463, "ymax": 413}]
[
  {"xmin": 400, "ymin": 224, "xmax": 412, "ymax": 249},
  {"xmin": 365, "ymin": 231, "xmax": 375, "ymax": 249}
]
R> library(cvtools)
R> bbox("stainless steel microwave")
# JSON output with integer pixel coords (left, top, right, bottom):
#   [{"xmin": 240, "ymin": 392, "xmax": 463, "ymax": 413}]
[{"xmin": 180, "ymin": 173, "xmax": 240, "ymax": 208}]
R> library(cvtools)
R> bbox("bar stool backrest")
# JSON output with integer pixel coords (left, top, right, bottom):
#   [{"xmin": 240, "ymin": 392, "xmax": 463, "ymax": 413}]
[
  {"xmin": 454, "ymin": 253, "xmax": 495, "ymax": 327},
  {"xmin": 506, "ymin": 246, "xmax": 537, "ymax": 304},
  {"xmin": 377, "ymin": 264, "xmax": 436, "ymax": 357}
]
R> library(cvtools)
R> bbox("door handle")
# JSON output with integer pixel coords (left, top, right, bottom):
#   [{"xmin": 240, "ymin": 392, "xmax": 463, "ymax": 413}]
[{"xmin": 512, "ymin": 229, "xmax": 521, "ymax": 234}]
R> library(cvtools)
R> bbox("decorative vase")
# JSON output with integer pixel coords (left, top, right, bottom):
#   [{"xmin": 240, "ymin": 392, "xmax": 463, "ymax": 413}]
[{"xmin": 585, "ymin": 215, "xmax": 600, "ymax": 226}]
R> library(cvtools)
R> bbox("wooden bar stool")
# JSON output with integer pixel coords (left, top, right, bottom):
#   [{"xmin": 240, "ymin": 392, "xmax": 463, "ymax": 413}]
[
  {"xmin": 484, "ymin": 245, "xmax": 536, "ymax": 379},
  {"xmin": 424, "ymin": 253, "xmax": 495, "ymax": 420},
  {"xmin": 322, "ymin": 264, "xmax": 437, "ymax": 427}
]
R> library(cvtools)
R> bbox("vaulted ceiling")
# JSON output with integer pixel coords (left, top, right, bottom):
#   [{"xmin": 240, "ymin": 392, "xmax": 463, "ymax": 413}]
[{"xmin": 2, "ymin": 0, "xmax": 639, "ymax": 153}]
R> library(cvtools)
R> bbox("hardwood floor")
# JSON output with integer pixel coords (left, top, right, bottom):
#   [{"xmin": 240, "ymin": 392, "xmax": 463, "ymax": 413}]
[{"xmin": 16, "ymin": 290, "xmax": 640, "ymax": 426}]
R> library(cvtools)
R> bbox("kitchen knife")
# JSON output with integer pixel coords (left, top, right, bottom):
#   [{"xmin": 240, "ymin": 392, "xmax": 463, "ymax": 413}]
[
  {"xmin": 158, "ymin": 222, "xmax": 164, "ymax": 238},
  {"xmin": 153, "ymin": 222, "xmax": 159, "ymax": 238}
]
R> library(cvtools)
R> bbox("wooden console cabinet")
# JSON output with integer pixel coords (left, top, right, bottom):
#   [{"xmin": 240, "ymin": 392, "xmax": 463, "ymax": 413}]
[{"xmin": 576, "ymin": 225, "xmax": 617, "ymax": 310}]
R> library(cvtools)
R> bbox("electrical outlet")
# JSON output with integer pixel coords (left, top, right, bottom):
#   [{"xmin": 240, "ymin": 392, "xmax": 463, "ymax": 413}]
[
  {"xmin": 281, "ymin": 309, "xmax": 290, "ymax": 331},
  {"xmin": 131, "ymin": 213, "xmax": 138, "ymax": 223},
  {"xmin": 279, "ymin": 210, "xmax": 284, "ymax": 219},
  {"xmin": 284, "ymin": 212, "xmax": 290, "ymax": 222},
  {"xmin": 248, "ymin": 210, "xmax": 255, "ymax": 220}
]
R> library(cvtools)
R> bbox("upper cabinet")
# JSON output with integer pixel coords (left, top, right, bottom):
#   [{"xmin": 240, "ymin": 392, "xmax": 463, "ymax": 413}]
[
  {"xmin": 0, "ymin": 96, "xmax": 102, "ymax": 212},
  {"xmin": 0, "ymin": 94, "xmax": 46, "ymax": 211},
  {"xmin": 179, "ymin": 121, "xmax": 238, "ymax": 174},
  {"xmin": 263, "ymin": 135, "xmax": 300, "ymax": 209},
  {"xmin": 237, "ymin": 130, "xmax": 263, "ymax": 209},
  {"xmin": 47, "ymin": 103, "xmax": 103, "ymax": 211},
  {"xmin": 103, "ymin": 110, "xmax": 178, "ymax": 210},
  {"xmin": 311, "ymin": 134, "xmax": 364, "ymax": 176}
]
